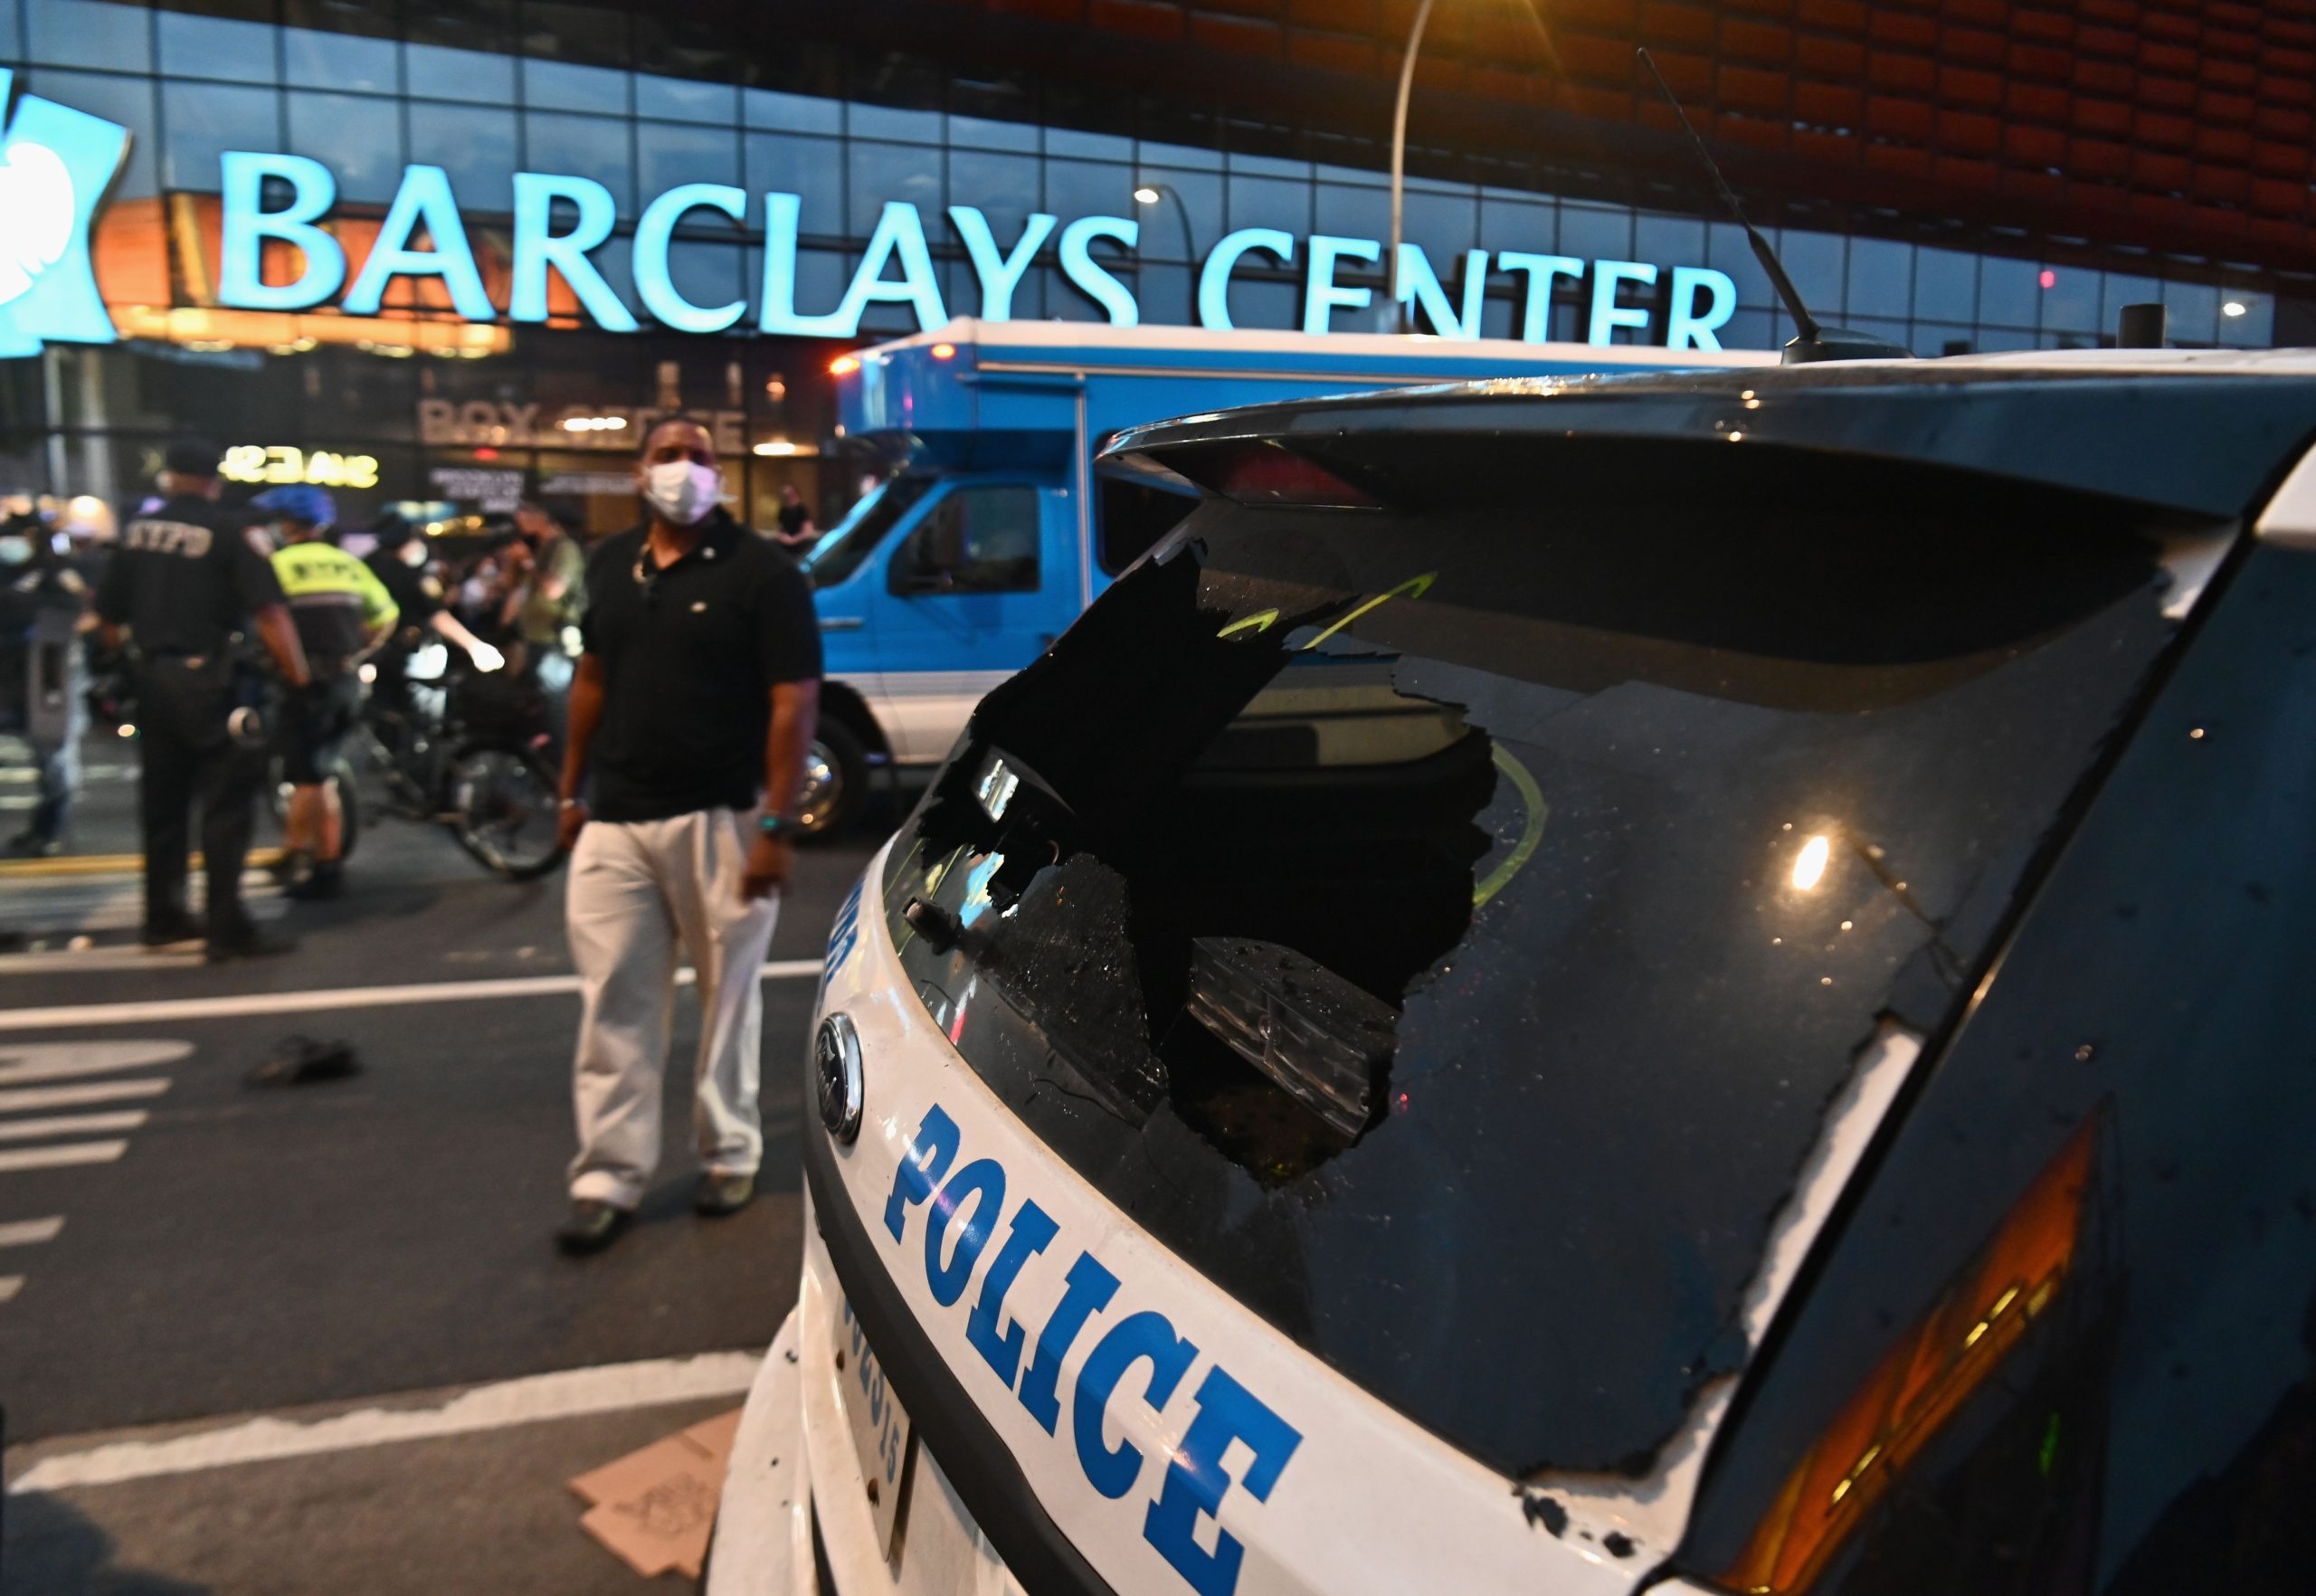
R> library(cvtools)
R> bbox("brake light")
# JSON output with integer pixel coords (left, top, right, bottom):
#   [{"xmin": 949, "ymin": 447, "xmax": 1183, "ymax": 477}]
[{"xmin": 1200, "ymin": 441, "xmax": 1379, "ymax": 508}]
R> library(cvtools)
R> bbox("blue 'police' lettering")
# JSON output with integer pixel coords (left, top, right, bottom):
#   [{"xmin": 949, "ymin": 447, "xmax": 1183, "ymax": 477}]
[
  {"xmin": 925, "ymin": 1156, "xmax": 1006, "ymax": 1307},
  {"xmin": 874, "ymin": 1103, "xmax": 1301, "ymax": 1596},
  {"xmin": 965, "ymin": 1198, "xmax": 1059, "ymax": 1386},
  {"xmin": 882, "ymin": 1104, "xmax": 960, "ymax": 1241},
  {"xmin": 1143, "ymin": 1366, "xmax": 1305, "ymax": 1596},
  {"xmin": 1017, "ymin": 1249, "xmax": 1120, "ymax": 1435},
  {"xmin": 1073, "ymin": 1310, "xmax": 1200, "ymax": 1500}
]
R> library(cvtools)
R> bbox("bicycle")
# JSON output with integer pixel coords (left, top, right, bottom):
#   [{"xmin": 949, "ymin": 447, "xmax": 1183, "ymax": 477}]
[{"xmin": 360, "ymin": 641, "xmax": 565, "ymax": 881}]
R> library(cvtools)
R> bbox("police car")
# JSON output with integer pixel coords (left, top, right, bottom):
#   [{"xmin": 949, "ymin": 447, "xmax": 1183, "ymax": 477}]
[{"xmin": 708, "ymin": 348, "xmax": 2316, "ymax": 1596}]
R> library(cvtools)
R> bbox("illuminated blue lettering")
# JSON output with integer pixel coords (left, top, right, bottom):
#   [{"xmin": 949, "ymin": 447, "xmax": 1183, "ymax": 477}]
[
  {"xmin": 342, "ymin": 165, "xmax": 493, "ymax": 322},
  {"xmin": 1667, "ymin": 265, "xmax": 1738, "ymax": 350},
  {"xmin": 964, "ymin": 1199, "xmax": 1059, "ymax": 1385},
  {"xmin": 634, "ymin": 182, "xmax": 748, "ymax": 333},
  {"xmin": 1071, "ymin": 1310, "xmax": 1198, "ymax": 1499},
  {"xmin": 509, "ymin": 172, "xmax": 635, "ymax": 330},
  {"xmin": 1587, "ymin": 259, "xmax": 1657, "ymax": 346},
  {"xmin": 1196, "ymin": 229, "xmax": 1294, "ymax": 331},
  {"xmin": 758, "ymin": 191, "xmax": 850, "ymax": 337},
  {"xmin": 1301, "ymin": 235, "xmax": 1378, "ymax": 335},
  {"xmin": 923, "ymin": 1156, "xmax": 1005, "ymax": 1307},
  {"xmin": 881, "ymin": 1104, "xmax": 960, "ymax": 1241},
  {"xmin": 951, "ymin": 206, "xmax": 1055, "ymax": 322},
  {"xmin": 1058, "ymin": 215, "xmax": 1140, "ymax": 326},
  {"xmin": 218, "ymin": 152, "xmax": 345, "ymax": 311},
  {"xmin": 833, "ymin": 202, "xmax": 946, "ymax": 334},
  {"xmin": 1396, "ymin": 243, "xmax": 1488, "ymax": 338},
  {"xmin": 1144, "ymin": 1367, "xmax": 1305, "ymax": 1596},
  {"xmin": 1018, "ymin": 1251, "xmax": 1119, "ymax": 1434},
  {"xmin": 1495, "ymin": 252, "xmax": 1582, "ymax": 344}
]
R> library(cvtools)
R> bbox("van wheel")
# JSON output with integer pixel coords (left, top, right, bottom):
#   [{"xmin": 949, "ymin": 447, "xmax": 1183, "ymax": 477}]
[{"xmin": 798, "ymin": 719, "xmax": 868, "ymax": 840}]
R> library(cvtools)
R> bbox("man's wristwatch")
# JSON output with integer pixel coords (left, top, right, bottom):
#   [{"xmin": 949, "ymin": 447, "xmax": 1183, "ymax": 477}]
[{"xmin": 758, "ymin": 812, "xmax": 803, "ymax": 838}]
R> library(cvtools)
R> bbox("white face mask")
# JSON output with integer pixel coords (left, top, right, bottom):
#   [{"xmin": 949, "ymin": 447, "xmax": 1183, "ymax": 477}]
[{"xmin": 642, "ymin": 460, "xmax": 720, "ymax": 526}]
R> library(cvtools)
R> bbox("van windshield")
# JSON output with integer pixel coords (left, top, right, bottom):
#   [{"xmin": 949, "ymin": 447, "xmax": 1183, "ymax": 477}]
[
  {"xmin": 877, "ymin": 441, "xmax": 2206, "ymax": 1478},
  {"xmin": 805, "ymin": 475, "xmax": 932, "ymax": 590}
]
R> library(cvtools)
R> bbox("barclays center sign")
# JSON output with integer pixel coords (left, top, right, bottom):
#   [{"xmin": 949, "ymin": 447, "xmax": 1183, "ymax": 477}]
[
  {"xmin": 221, "ymin": 154, "xmax": 1742, "ymax": 348},
  {"xmin": 1, "ymin": 66, "xmax": 1745, "ymax": 355}
]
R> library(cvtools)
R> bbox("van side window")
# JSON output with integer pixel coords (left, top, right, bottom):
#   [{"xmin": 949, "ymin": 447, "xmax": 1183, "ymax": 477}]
[
  {"xmin": 1097, "ymin": 474, "xmax": 1199, "ymax": 575},
  {"xmin": 894, "ymin": 486, "xmax": 1041, "ymax": 594}
]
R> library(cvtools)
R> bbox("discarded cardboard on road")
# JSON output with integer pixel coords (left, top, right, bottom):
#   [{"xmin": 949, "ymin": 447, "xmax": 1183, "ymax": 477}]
[{"xmin": 569, "ymin": 1408, "xmax": 743, "ymax": 1581}]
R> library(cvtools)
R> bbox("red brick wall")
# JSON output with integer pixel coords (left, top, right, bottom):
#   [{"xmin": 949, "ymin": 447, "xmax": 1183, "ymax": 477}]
[{"xmin": 949, "ymin": 0, "xmax": 2316, "ymax": 264}]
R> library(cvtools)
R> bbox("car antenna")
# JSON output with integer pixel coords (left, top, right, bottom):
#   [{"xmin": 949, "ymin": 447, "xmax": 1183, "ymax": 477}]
[{"xmin": 1636, "ymin": 48, "xmax": 1912, "ymax": 365}]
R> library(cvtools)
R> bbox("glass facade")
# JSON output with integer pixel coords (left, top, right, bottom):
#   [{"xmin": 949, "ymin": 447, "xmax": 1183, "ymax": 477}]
[{"xmin": 0, "ymin": 0, "xmax": 2294, "ymax": 525}]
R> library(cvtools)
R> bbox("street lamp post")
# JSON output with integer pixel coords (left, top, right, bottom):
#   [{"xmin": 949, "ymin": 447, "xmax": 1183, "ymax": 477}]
[
  {"xmin": 1134, "ymin": 181, "xmax": 1198, "ymax": 323},
  {"xmin": 1387, "ymin": 0, "xmax": 1439, "ymax": 334}
]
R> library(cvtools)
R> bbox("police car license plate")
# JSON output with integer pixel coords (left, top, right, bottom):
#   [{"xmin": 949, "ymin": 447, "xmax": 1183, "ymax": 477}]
[{"xmin": 833, "ymin": 1295, "xmax": 914, "ymax": 1555}]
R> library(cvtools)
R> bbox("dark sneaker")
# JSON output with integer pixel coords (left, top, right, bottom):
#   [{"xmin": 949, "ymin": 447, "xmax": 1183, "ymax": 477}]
[
  {"xmin": 205, "ymin": 924, "xmax": 298, "ymax": 963},
  {"xmin": 555, "ymin": 1200, "xmax": 631, "ymax": 1255},
  {"xmin": 695, "ymin": 1171, "xmax": 755, "ymax": 1218},
  {"xmin": 8, "ymin": 831, "xmax": 61, "ymax": 859},
  {"xmin": 285, "ymin": 864, "xmax": 343, "ymax": 901},
  {"xmin": 140, "ymin": 913, "xmax": 206, "ymax": 948}
]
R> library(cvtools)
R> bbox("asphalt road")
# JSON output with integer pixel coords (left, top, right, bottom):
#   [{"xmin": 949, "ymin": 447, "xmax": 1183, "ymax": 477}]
[{"xmin": 0, "ymin": 738, "xmax": 898, "ymax": 1592}]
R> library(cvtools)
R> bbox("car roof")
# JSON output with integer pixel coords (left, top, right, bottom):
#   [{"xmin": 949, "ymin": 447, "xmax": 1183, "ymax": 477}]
[{"xmin": 1104, "ymin": 350, "xmax": 2316, "ymax": 521}]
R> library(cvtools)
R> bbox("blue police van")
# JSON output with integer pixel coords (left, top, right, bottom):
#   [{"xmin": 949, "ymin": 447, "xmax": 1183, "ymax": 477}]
[{"xmin": 793, "ymin": 319, "xmax": 1770, "ymax": 831}]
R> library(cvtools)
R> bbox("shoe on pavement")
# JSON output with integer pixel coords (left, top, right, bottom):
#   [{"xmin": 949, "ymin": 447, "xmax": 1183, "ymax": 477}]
[
  {"xmin": 695, "ymin": 1171, "xmax": 755, "ymax": 1218},
  {"xmin": 140, "ymin": 913, "xmax": 206, "ymax": 948},
  {"xmin": 205, "ymin": 923, "xmax": 298, "ymax": 963},
  {"xmin": 285, "ymin": 863, "xmax": 343, "ymax": 901},
  {"xmin": 556, "ymin": 1200, "xmax": 631, "ymax": 1255},
  {"xmin": 8, "ymin": 831, "xmax": 62, "ymax": 859}
]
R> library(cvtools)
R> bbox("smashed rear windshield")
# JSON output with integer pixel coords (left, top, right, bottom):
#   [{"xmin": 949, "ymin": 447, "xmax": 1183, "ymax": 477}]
[{"xmin": 878, "ymin": 442, "xmax": 2206, "ymax": 1477}]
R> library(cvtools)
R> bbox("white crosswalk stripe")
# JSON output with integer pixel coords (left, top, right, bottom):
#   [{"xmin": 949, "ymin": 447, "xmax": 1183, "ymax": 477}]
[
  {"xmin": 0, "ymin": 1039, "xmax": 184, "ymax": 1306},
  {"xmin": 0, "ymin": 1078, "xmax": 171, "ymax": 1113},
  {"xmin": 0, "ymin": 1109, "xmax": 149, "ymax": 1143},
  {"xmin": 0, "ymin": 1040, "xmax": 194, "ymax": 1085},
  {"xmin": 0, "ymin": 1140, "xmax": 128, "ymax": 1173}
]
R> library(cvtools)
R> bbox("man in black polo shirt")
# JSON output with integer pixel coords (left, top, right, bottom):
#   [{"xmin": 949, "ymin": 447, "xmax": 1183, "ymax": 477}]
[{"xmin": 553, "ymin": 417, "xmax": 821, "ymax": 1254}]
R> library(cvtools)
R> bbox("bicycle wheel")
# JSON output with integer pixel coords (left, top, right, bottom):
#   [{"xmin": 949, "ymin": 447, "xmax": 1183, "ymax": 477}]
[{"xmin": 448, "ymin": 742, "xmax": 565, "ymax": 880}]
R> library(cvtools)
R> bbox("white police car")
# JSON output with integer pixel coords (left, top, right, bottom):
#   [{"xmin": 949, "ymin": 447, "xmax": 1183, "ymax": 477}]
[{"xmin": 710, "ymin": 348, "xmax": 2316, "ymax": 1596}]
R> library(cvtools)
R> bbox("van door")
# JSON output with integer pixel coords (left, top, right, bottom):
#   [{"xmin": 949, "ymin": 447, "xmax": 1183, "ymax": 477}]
[{"xmin": 868, "ymin": 478, "xmax": 1077, "ymax": 761}]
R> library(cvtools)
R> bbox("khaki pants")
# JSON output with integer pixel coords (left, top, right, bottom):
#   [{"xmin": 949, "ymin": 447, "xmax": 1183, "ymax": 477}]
[{"xmin": 565, "ymin": 808, "xmax": 780, "ymax": 1209}]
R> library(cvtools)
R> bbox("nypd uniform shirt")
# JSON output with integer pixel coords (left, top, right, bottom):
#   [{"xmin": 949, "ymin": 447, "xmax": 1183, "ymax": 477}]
[
  {"xmin": 578, "ymin": 509, "xmax": 822, "ymax": 824},
  {"xmin": 271, "ymin": 539, "xmax": 398, "ymax": 664},
  {"xmin": 95, "ymin": 495, "xmax": 283, "ymax": 657}
]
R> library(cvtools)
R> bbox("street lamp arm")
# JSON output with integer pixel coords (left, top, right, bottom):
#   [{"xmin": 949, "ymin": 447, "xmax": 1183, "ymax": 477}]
[{"xmin": 1388, "ymin": 0, "xmax": 1439, "ymax": 334}]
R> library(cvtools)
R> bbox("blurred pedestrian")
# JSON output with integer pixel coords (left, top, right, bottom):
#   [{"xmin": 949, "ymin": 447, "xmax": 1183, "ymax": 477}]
[
  {"xmin": 1, "ymin": 508, "xmax": 90, "ymax": 856},
  {"xmin": 258, "ymin": 485, "xmax": 396, "ymax": 900},
  {"xmin": 503, "ymin": 499, "xmax": 586, "ymax": 742},
  {"xmin": 772, "ymin": 483, "xmax": 815, "ymax": 552},
  {"xmin": 552, "ymin": 417, "xmax": 821, "ymax": 1254},
  {"xmin": 96, "ymin": 441, "xmax": 310, "ymax": 959}
]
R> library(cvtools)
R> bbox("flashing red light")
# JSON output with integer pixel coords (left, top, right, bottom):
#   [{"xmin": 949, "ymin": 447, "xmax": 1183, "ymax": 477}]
[
  {"xmin": 2038, "ymin": 270, "xmax": 2057, "ymax": 290},
  {"xmin": 831, "ymin": 355, "xmax": 860, "ymax": 375},
  {"xmin": 473, "ymin": 446, "xmax": 499, "ymax": 460}
]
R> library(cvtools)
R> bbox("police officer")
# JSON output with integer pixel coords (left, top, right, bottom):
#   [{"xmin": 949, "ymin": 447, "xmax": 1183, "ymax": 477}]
[
  {"xmin": 362, "ymin": 514, "xmax": 502, "ymax": 760},
  {"xmin": 258, "ymin": 484, "xmax": 395, "ymax": 900},
  {"xmin": 95, "ymin": 440, "xmax": 311, "ymax": 959}
]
